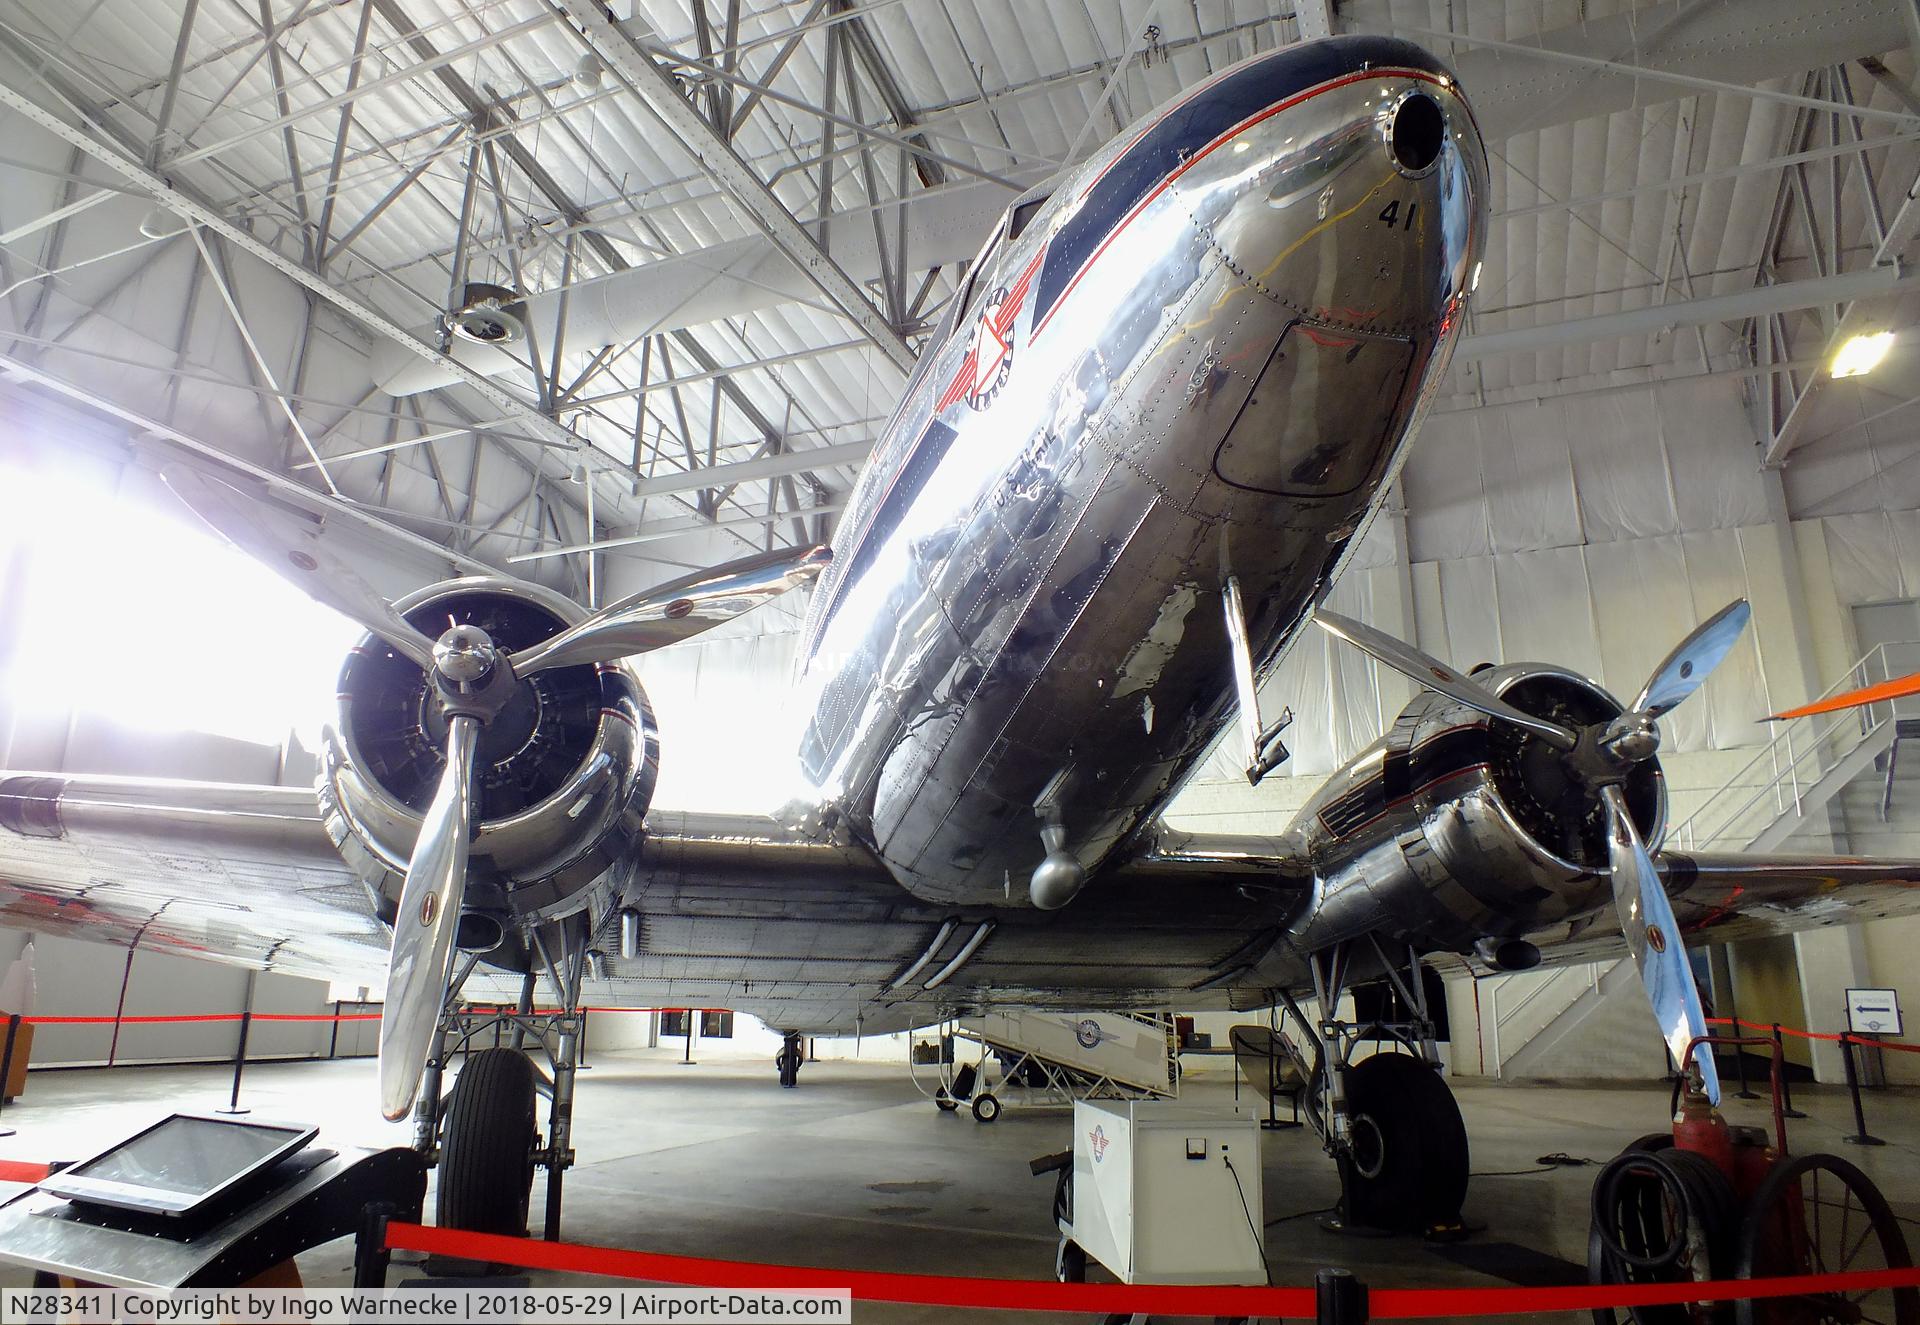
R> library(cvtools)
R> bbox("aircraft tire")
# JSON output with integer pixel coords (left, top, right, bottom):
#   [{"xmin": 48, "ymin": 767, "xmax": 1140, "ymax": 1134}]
[
  {"xmin": 1340, "ymin": 1053, "xmax": 1468, "ymax": 1232},
  {"xmin": 437, "ymin": 1048, "xmax": 538, "ymax": 1239}
]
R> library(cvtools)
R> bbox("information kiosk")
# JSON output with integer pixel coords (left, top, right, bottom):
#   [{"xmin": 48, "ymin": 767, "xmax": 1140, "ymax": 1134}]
[{"xmin": 0, "ymin": 1113, "xmax": 425, "ymax": 1290}]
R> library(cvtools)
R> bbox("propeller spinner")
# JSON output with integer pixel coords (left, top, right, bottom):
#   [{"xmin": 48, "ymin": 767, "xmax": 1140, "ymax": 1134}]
[
  {"xmin": 164, "ymin": 466, "xmax": 831, "ymax": 1119},
  {"xmin": 1315, "ymin": 601, "xmax": 1752, "ymax": 1102}
]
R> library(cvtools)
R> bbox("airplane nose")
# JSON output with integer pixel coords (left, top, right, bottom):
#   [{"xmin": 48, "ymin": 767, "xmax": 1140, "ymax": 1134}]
[{"xmin": 1167, "ymin": 54, "xmax": 1487, "ymax": 339}]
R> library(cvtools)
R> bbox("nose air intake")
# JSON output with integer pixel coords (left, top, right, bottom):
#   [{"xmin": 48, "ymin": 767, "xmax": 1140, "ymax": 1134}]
[{"xmin": 1388, "ymin": 91, "xmax": 1445, "ymax": 174}]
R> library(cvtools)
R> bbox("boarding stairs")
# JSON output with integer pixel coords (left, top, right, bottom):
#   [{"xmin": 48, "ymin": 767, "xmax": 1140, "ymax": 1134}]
[{"xmin": 1666, "ymin": 640, "xmax": 1920, "ymax": 854}]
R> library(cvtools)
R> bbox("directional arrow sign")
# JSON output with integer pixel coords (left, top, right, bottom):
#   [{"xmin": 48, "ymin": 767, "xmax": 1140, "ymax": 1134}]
[{"xmin": 1845, "ymin": 987, "xmax": 1903, "ymax": 1037}]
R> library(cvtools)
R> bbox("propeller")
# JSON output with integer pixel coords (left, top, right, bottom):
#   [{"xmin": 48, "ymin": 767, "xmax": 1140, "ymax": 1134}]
[
  {"xmin": 163, "ymin": 467, "xmax": 440, "ymax": 672},
  {"xmin": 162, "ymin": 466, "xmax": 832, "ymax": 1118},
  {"xmin": 1315, "ymin": 612, "xmax": 1578, "ymax": 750},
  {"xmin": 1315, "ymin": 600, "xmax": 1753, "ymax": 1102},
  {"xmin": 1600, "ymin": 782, "xmax": 1719, "ymax": 1103},
  {"xmin": 513, "ymin": 543, "xmax": 834, "ymax": 675},
  {"xmin": 380, "ymin": 709, "xmax": 479, "ymax": 1120}
]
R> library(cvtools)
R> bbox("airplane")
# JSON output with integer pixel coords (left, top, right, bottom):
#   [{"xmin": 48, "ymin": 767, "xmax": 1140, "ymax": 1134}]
[
  {"xmin": 6, "ymin": 30, "xmax": 1920, "ymax": 1247},
  {"xmin": 1770, "ymin": 673, "xmax": 1920, "ymax": 720}
]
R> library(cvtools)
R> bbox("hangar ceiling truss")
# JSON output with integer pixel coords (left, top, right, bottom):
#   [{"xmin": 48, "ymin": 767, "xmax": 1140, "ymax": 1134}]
[{"xmin": 0, "ymin": 0, "xmax": 1916, "ymax": 593}]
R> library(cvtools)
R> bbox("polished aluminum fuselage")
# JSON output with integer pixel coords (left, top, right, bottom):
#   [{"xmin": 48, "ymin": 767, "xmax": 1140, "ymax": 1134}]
[{"xmin": 796, "ymin": 36, "xmax": 1487, "ymax": 906}]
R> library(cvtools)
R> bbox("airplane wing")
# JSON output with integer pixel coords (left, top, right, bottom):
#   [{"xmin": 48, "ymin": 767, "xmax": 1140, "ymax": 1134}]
[
  {"xmin": 0, "ymin": 775, "xmax": 1316, "ymax": 1033},
  {"xmin": 1513, "ymin": 850, "xmax": 1920, "ymax": 967},
  {"xmin": 0, "ymin": 772, "xmax": 389, "ymax": 982}
]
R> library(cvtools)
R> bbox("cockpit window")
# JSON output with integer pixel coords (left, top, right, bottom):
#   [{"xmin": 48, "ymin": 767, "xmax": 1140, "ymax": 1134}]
[
  {"xmin": 1007, "ymin": 195, "xmax": 1047, "ymax": 242},
  {"xmin": 1212, "ymin": 322, "xmax": 1416, "ymax": 498},
  {"xmin": 956, "ymin": 228, "xmax": 1004, "ymax": 322}
]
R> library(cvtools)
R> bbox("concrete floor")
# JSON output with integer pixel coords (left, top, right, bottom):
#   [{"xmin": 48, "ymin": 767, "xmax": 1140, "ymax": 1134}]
[{"xmin": 1, "ymin": 1052, "xmax": 1916, "ymax": 1323}]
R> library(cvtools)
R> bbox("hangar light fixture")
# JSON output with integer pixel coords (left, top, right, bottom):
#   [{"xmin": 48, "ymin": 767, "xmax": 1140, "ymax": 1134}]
[{"xmin": 1830, "ymin": 330, "xmax": 1895, "ymax": 379}]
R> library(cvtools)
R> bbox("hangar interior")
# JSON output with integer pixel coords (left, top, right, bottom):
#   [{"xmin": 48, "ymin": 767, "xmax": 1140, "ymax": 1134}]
[{"xmin": 0, "ymin": 0, "xmax": 1918, "ymax": 1313}]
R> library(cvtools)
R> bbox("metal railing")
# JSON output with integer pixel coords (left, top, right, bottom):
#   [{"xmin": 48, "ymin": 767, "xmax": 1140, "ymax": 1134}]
[
  {"xmin": 1666, "ymin": 639, "xmax": 1920, "ymax": 852},
  {"xmin": 1484, "ymin": 962, "xmax": 1607, "ymax": 1074}
]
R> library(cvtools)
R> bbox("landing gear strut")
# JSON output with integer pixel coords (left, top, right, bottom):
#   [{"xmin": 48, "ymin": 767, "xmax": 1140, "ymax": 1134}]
[
  {"xmin": 1277, "ymin": 934, "xmax": 1469, "ymax": 1236},
  {"xmin": 413, "ymin": 928, "xmax": 587, "ymax": 1248},
  {"xmin": 776, "ymin": 1032, "xmax": 805, "ymax": 1088}
]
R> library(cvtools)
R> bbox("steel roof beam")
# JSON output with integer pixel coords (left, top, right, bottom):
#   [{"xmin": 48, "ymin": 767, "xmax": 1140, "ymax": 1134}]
[
  {"xmin": 1756, "ymin": 62, "xmax": 1920, "ymax": 469},
  {"xmin": 632, "ymin": 439, "xmax": 871, "ymax": 497},
  {"xmin": 0, "ymin": 348, "xmax": 490, "ymax": 579},
  {"xmin": 0, "ymin": 78, "xmax": 589, "ymax": 448},
  {"xmin": 1459, "ymin": 266, "xmax": 1919, "ymax": 363},
  {"xmin": 555, "ymin": 0, "xmax": 914, "ymax": 376},
  {"xmin": 509, "ymin": 500, "xmax": 849, "ymax": 563},
  {"xmin": 365, "ymin": 0, "xmax": 798, "ymax": 484}
]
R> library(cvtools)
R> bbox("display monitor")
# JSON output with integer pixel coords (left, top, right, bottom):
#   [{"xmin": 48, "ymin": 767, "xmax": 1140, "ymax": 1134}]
[{"xmin": 38, "ymin": 1114, "xmax": 316, "ymax": 1216}]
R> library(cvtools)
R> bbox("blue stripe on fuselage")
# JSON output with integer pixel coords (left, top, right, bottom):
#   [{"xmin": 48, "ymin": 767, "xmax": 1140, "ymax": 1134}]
[{"xmin": 1030, "ymin": 35, "xmax": 1451, "ymax": 334}]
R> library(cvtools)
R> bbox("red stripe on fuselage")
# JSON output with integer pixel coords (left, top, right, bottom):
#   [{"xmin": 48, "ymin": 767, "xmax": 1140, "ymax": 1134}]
[{"xmin": 1030, "ymin": 67, "xmax": 1449, "ymax": 342}]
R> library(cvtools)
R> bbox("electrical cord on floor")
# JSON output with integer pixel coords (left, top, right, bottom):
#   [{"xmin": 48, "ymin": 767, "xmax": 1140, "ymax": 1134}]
[
  {"xmin": 1266, "ymin": 1204, "xmax": 1336, "ymax": 1227},
  {"xmin": 1471, "ymin": 1152, "xmax": 1597, "ymax": 1178},
  {"xmin": 1222, "ymin": 1154, "xmax": 1274, "ymax": 1287}
]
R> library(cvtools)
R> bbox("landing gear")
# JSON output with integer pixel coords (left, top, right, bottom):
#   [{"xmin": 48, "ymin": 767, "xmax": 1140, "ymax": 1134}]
[
  {"xmin": 437, "ymin": 1048, "xmax": 537, "ymax": 1236},
  {"xmin": 776, "ymin": 1033, "xmax": 805, "ymax": 1089},
  {"xmin": 413, "ymin": 925, "xmax": 588, "ymax": 1250},
  {"xmin": 1341, "ymin": 1053, "xmax": 1469, "ymax": 1232},
  {"xmin": 1278, "ymin": 934, "xmax": 1469, "ymax": 1235}
]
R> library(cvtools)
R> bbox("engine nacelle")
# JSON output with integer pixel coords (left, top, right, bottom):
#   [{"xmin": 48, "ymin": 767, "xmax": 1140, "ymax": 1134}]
[
  {"xmin": 1298, "ymin": 663, "xmax": 1664, "ymax": 954},
  {"xmin": 317, "ymin": 577, "xmax": 659, "ymax": 933}
]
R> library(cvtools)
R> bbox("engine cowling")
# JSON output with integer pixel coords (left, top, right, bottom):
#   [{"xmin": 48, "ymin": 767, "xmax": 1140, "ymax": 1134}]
[
  {"xmin": 1299, "ymin": 663, "xmax": 1664, "ymax": 954},
  {"xmin": 317, "ymin": 577, "xmax": 659, "ymax": 936}
]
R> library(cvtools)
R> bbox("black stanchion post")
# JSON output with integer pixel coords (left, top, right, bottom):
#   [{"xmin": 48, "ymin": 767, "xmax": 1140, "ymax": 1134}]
[
  {"xmin": 1840, "ymin": 1036, "xmax": 1886, "ymax": 1146},
  {"xmin": 352, "ymin": 1200, "xmax": 398, "ymax": 1290},
  {"xmin": 0, "ymin": 1012, "xmax": 20, "ymax": 1139},
  {"xmin": 1317, "ymin": 1267, "xmax": 1368, "ymax": 1324},
  {"xmin": 217, "ymin": 1008, "xmax": 254, "ymax": 1116},
  {"xmin": 1773, "ymin": 1023, "xmax": 1807, "ymax": 1119}
]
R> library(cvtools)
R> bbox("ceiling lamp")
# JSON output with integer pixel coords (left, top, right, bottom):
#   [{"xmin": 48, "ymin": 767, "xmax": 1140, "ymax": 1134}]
[
  {"xmin": 1831, "ymin": 330, "xmax": 1896, "ymax": 379},
  {"xmin": 138, "ymin": 205, "xmax": 187, "ymax": 240},
  {"xmin": 446, "ymin": 282, "xmax": 527, "ymax": 346}
]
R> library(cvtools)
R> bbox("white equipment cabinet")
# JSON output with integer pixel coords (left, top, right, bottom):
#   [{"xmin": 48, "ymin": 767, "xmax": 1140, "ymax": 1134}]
[{"xmin": 1067, "ymin": 1100, "xmax": 1265, "ymax": 1284}]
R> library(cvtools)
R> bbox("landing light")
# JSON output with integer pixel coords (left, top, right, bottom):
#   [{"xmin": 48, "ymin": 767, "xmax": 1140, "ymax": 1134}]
[
  {"xmin": 1233, "ymin": 139, "xmax": 1251, "ymax": 153},
  {"xmin": 1831, "ymin": 330, "xmax": 1895, "ymax": 379}
]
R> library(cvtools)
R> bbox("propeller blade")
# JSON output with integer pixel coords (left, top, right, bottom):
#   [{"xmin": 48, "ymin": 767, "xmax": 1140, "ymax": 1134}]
[
  {"xmin": 378, "ymin": 713, "xmax": 480, "ymax": 1121},
  {"xmin": 162, "ymin": 466, "xmax": 439, "ymax": 673},
  {"xmin": 1632, "ymin": 599, "xmax": 1751, "ymax": 720},
  {"xmin": 513, "ymin": 543, "xmax": 832, "ymax": 675},
  {"xmin": 1599, "ymin": 783, "xmax": 1719, "ymax": 1104},
  {"xmin": 1769, "ymin": 670, "xmax": 1920, "ymax": 721},
  {"xmin": 1314, "ymin": 611, "xmax": 1578, "ymax": 751}
]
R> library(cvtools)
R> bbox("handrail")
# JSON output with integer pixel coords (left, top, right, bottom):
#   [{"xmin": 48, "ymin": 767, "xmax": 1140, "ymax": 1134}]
[{"xmin": 1665, "ymin": 638, "xmax": 1920, "ymax": 851}]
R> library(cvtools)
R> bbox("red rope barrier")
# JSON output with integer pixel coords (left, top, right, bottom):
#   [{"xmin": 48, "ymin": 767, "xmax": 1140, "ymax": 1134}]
[
  {"xmin": 1705, "ymin": 1017, "xmax": 1919, "ymax": 1053},
  {"xmin": 17, "ymin": 1007, "xmax": 671, "ymax": 1026},
  {"xmin": 382, "ymin": 1221, "xmax": 1920, "ymax": 1319}
]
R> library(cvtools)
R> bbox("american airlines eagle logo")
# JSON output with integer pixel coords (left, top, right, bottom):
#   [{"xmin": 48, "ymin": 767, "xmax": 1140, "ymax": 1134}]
[
  {"xmin": 966, "ymin": 288, "xmax": 1015, "ymax": 409},
  {"xmin": 1088, "ymin": 1124, "xmax": 1110, "ymax": 1162},
  {"xmin": 935, "ymin": 251, "xmax": 1044, "ymax": 415}
]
